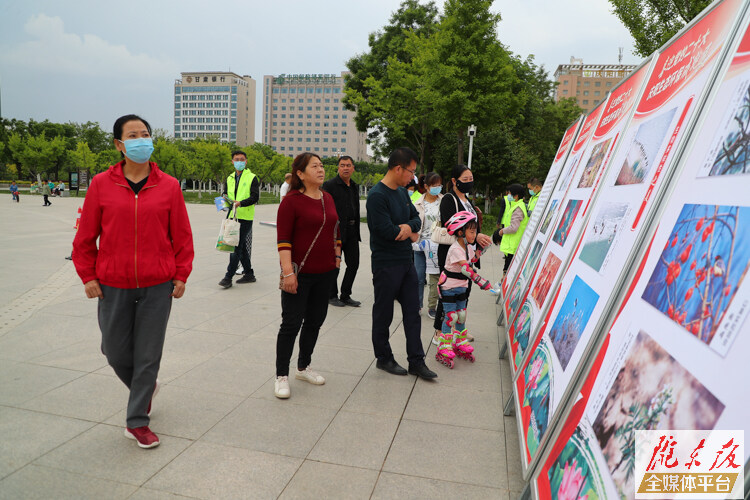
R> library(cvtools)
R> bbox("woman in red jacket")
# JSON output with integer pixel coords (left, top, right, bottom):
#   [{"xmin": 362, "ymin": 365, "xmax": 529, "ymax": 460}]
[
  {"xmin": 73, "ymin": 114, "xmax": 194, "ymax": 449},
  {"xmin": 275, "ymin": 153, "xmax": 341, "ymax": 399}
]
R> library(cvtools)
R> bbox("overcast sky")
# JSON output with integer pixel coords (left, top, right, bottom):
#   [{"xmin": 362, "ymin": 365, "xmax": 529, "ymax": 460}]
[{"xmin": 0, "ymin": 0, "xmax": 640, "ymax": 143}]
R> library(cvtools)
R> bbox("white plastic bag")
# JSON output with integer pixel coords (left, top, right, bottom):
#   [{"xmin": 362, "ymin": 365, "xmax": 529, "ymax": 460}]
[{"xmin": 221, "ymin": 216, "xmax": 240, "ymax": 247}]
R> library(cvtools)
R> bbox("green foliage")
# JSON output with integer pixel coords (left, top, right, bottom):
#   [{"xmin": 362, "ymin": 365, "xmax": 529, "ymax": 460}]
[
  {"xmin": 67, "ymin": 142, "xmax": 98, "ymax": 174},
  {"xmin": 609, "ymin": 0, "xmax": 712, "ymax": 57},
  {"xmin": 6, "ymin": 132, "xmax": 68, "ymax": 179}
]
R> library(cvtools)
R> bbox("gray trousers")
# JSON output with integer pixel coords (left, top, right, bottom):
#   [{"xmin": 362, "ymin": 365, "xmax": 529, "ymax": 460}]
[{"xmin": 98, "ymin": 281, "xmax": 173, "ymax": 428}]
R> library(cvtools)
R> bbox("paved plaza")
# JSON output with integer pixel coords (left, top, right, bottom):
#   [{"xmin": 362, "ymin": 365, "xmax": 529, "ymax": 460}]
[{"xmin": 0, "ymin": 195, "xmax": 523, "ymax": 499}]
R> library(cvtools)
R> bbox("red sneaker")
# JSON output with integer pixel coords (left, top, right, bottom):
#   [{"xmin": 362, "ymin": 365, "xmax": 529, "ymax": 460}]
[
  {"xmin": 125, "ymin": 426, "xmax": 160, "ymax": 449},
  {"xmin": 147, "ymin": 379, "xmax": 160, "ymax": 417}
]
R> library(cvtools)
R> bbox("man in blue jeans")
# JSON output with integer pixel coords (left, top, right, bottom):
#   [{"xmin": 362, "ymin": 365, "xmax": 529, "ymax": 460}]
[{"xmin": 366, "ymin": 147, "xmax": 437, "ymax": 380}]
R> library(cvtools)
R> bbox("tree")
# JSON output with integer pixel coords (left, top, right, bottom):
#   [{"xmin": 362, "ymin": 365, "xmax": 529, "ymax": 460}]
[
  {"xmin": 608, "ymin": 0, "xmax": 712, "ymax": 57},
  {"xmin": 344, "ymin": 0, "xmax": 440, "ymax": 157},
  {"xmin": 6, "ymin": 133, "xmax": 68, "ymax": 180},
  {"xmin": 67, "ymin": 141, "xmax": 98, "ymax": 175},
  {"xmin": 191, "ymin": 139, "xmax": 231, "ymax": 198},
  {"xmin": 152, "ymin": 139, "xmax": 191, "ymax": 181},
  {"xmin": 415, "ymin": 0, "xmax": 523, "ymax": 164},
  {"xmin": 72, "ymin": 121, "xmax": 112, "ymax": 153}
]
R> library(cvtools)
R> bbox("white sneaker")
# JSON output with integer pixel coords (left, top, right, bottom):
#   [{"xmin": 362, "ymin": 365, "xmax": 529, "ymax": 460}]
[
  {"xmin": 431, "ymin": 332, "xmax": 440, "ymax": 346},
  {"xmin": 274, "ymin": 376, "xmax": 290, "ymax": 399},
  {"xmin": 295, "ymin": 367, "xmax": 326, "ymax": 385}
]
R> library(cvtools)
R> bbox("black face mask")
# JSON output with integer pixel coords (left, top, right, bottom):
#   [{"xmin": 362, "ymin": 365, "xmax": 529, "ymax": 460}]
[{"xmin": 456, "ymin": 179, "xmax": 474, "ymax": 194}]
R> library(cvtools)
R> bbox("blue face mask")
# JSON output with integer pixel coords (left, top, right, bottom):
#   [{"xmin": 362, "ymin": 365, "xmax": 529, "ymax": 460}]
[
  {"xmin": 507, "ymin": 194, "xmax": 513, "ymax": 201},
  {"xmin": 120, "ymin": 138, "xmax": 154, "ymax": 163},
  {"xmin": 529, "ymin": 189, "xmax": 535, "ymax": 196},
  {"xmin": 429, "ymin": 186, "xmax": 442, "ymax": 196},
  {"xmin": 234, "ymin": 161, "xmax": 246, "ymax": 171}
]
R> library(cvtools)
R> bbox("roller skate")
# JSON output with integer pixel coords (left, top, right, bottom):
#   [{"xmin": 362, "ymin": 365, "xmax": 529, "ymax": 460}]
[
  {"xmin": 435, "ymin": 332, "xmax": 456, "ymax": 369},
  {"xmin": 453, "ymin": 329, "xmax": 475, "ymax": 362}
]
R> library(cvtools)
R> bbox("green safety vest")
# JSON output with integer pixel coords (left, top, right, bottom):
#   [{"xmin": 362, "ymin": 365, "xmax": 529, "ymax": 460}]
[
  {"xmin": 501, "ymin": 197, "xmax": 513, "ymax": 227},
  {"xmin": 528, "ymin": 192, "xmax": 540, "ymax": 214},
  {"xmin": 227, "ymin": 170, "xmax": 257, "ymax": 220},
  {"xmin": 410, "ymin": 190, "xmax": 421, "ymax": 203},
  {"xmin": 500, "ymin": 199, "xmax": 529, "ymax": 256}
]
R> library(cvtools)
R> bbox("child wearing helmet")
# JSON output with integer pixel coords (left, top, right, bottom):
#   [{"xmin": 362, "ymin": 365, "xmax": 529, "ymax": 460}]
[{"xmin": 435, "ymin": 210, "xmax": 498, "ymax": 368}]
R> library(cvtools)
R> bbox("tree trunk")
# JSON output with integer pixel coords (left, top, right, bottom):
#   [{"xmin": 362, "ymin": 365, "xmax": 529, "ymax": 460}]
[
  {"xmin": 457, "ymin": 130, "xmax": 465, "ymax": 165},
  {"xmin": 485, "ymin": 185, "xmax": 490, "ymax": 214}
]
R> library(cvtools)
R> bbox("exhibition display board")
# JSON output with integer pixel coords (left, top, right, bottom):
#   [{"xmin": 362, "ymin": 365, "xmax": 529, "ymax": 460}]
[
  {"xmin": 504, "ymin": 103, "xmax": 606, "ymax": 383},
  {"xmin": 493, "ymin": 0, "xmax": 750, "ymax": 495}
]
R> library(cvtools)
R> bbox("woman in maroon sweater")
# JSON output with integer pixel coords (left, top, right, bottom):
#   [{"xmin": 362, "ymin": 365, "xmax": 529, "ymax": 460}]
[{"xmin": 275, "ymin": 153, "xmax": 341, "ymax": 399}]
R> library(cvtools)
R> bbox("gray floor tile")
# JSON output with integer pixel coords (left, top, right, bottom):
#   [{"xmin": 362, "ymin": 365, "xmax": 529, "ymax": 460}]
[
  {"xmin": 20, "ymin": 373, "xmax": 129, "ymax": 422},
  {"xmin": 294, "ymin": 344, "xmax": 374, "ymax": 376},
  {"xmin": 0, "ymin": 464, "xmax": 137, "ymax": 499},
  {"xmin": 127, "ymin": 488, "xmax": 197, "ymax": 500},
  {"xmin": 308, "ymin": 411, "xmax": 399, "ymax": 470},
  {"xmin": 253, "ymin": 371, "xmax": 360, "ymax": 410},
  {"xmin": 425, "ymin": 356, "xmax": 503, "ymax": 393},
  {"xmin": 35, "ymin": 423, "xmax": 192, "ymax": 486},
  {"xmin": 105, "ymin": 384, "xmax": 244, "ymax": 440},
  {"xmin": 203, "ymin": 397, "xmax": 335, "ymax": 458},
  {"xmin": 341, "ymin": 374, "xmax": 415, "ymax": 418},
  {"xmin": 372, "ymin": 472, "xmax": 507, "ymax": 500},
  {"xmin": 144, "ymin": 441, "xmax": 302, "ymax": 499},
  {"xmin": 0, "ymin": 407, "xmax": 93, "ymax": 480},
  {"xmin": 404, "ymin": 382, "xmax": 504, "ymax": 432},
  {"xmin": 27, "ymin": 338, "xmax": 109, "ymax": 373},
  {"xmin": 164, "ymin": 330, "xmax": 245, "ymax": 357},
  {"xmin": 169, "ymin": 356, "xmax": 274, "ymax": 397},
  {"xmin": 383, "ymin": 419, "xmax": 508, "ymax": 489},
  {"xmin": 279, "ymin": 460, "xmax": 378, "ymax": 500},
  {"xmin": 0, "ymin": 362, "xmax": 83, "ymax": 406}
]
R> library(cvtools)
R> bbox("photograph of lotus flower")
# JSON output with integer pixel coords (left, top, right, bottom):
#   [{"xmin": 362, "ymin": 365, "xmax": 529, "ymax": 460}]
[
  {"xmin": 553, "ymin": 199, "xmax": 583, "ymax": 247},
  {"xmin": 532, "ymin": 253, "xmax": 563, "ymax": 308},
  {"xmin": 523, "ymin": 240, "xmax": 544, "ymax": 281},
  {"xmin": 706, "ymin": 80, "xmax": 750, "ymax": 176},
  {"xmin": 615, "ymin": 107, "xmax": 677, "ymax": 185},
  {"xmin": 513, "ymin": 301, "xmax": 532, "ymax": 369},
  {"xmin": 549, "ymin": 276, "xmax": 600, "ymax": 371},
  {"xmin": 578, "ymin": 138, "xmax": 612, "ymax": 188},
  {"xmin": 592, "ymin": 330, "xmax": 724, "ymax": 499},
  {"xmin": 579, "ymin": 202, "xmax": 630, "ymax": 273},
  {"xmin": 523, "ymin": 341, "xmax": 553, "ymax": 457},
  {"xmin": 547, "ymin": 430, "xmax": 605, "ymax": 500},
  {"xmin": 642, "ymin": 204, "xmax": 750, "ymax": 346},
  {"xmin": 540, "ymin": 200, "xmax": 559, "ymax": 235}
]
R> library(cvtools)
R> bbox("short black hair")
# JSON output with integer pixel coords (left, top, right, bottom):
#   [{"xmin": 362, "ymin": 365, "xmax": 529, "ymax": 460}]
[
  {"xmin": 337, "ymin": 155, "xmax": 354, "ymax": 164},
  {"xmin": 424, "ymin": 172, "xmax": 442, "ymax": 187},
  {"xmin": 508, "ymin": 183, "xmax": 526, "ymax": 199},
  {"xmin": 528, "ymin": 177, "xmax": 543, "ymax": 187},
  {"xmin": 231, "ymin": 150, "xmax": 247, "ymax": 159},
  {"xmin": 388, "ymin": 147, "xmax": 418, "ymax": 170},
  {"xmin": 113, "ymin": 114, "xmax": 152, "ymax": 141}
]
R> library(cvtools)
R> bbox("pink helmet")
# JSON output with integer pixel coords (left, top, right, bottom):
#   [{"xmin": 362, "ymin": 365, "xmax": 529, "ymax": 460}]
[{"xmin": 445, "ymin": 210, "xmax": 477, "ymax": 235}]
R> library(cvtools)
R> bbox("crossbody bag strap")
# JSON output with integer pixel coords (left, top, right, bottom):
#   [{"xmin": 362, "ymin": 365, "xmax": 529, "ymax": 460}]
[{"xmin": 298, "ymin": 195, "xmax": 326, "ymax": 273}]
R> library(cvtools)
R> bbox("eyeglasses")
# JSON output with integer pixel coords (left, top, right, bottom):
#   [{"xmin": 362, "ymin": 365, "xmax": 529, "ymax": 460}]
[{"xmin": 402, "ymin": 166, "xmax": 417, "ymax": 175}]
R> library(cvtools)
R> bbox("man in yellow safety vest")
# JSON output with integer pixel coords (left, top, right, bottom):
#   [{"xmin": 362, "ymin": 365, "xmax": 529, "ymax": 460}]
[
  {"xmin": 498, "ymin": 184, "xmax": 529, "ymax": 273},
  {"xmin": 219, "ymin": 150, "xmax": 260, "ymax": 288},
  {"xmin": 526, "ymin": 177, "xmax": 543, "ymax": 216}
]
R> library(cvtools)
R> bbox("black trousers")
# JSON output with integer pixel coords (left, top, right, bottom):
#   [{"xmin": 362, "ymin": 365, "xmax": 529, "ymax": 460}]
[
  {"xmin": 226, "ymin": 220, "xmax": 253, "ymax": 278},
  {"xmin": 503, "ymin": 253, "xmax": 514, "ymax": 272},
  {"xmin": 98, "ymin": 281, "xmax": 173, "ymax": 428},
  {"xmin": 43, "ymin": 194, "xmax": 50, "ymax": 205},
  {"xmin": 372, "ymin": 263, "xmax": 425, "ymax": 365},
  {"xmin": 276, "ymin": 270, "xmax": 336, "ymax": 376},
  {"xmin": 331, "ymin": 234, "xmax": 359, "ymax": 300}
]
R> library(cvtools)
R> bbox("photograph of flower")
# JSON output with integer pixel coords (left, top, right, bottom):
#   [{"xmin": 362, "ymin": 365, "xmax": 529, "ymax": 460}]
[
  {"xmin": 522, "ymin": 240, "xmax": 544, "ymax": 281},
  {"xmin": 641, "ymin": 204, "xmax": 750, "ymax": 348},
  {"xmin": 579, "ymin": 202, "xmax": 630, "ymax": 273},
  {"xmin": 532, "ymin": 253, "xmax": 563, "ymax": 308},
  {"xmin": 540, "ymin": 200, "xmax": 559, "ymax": 235},
  {"xmin": 615, "ymin": 107, "xmax": 677, "ymax": 185},
  {"xmin": 592, "ymin": 330, "xmax": 725, "ymax": 499},
  {"xmin": 704, "ymin": 80, "xmax": 750, "ymax": 176},
  {"xmin": 513, "ymin": 301, "xmax": 532, "ymax": 369},
  {"xmin": 547, "ymin": 430, "xmax": 605, "ymax": 500},
  {"xmin": 578, "ymin": 138, "xmax": 612, "ymax": 188},
  {"xmin": 553, "ymin": 199, "xmax": 583, "ymax": 247},
  {"xmin": 523, "ymin": 340, "xmax": 553, "ymax": 458},
  {"xmin": 549, "ymin": 276, "xmax": 600, "ymax": 371}
]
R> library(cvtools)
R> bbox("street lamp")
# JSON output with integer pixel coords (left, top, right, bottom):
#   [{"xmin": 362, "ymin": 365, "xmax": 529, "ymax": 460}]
[{"xmin": 467, "ymin": 124, "xmax": 477, "ymax": 169}]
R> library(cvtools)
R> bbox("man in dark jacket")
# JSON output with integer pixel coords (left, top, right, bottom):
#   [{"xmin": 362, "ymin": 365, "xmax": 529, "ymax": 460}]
[{"xmin": 322, "ymin": 156, "xmax": 361, "ymax": 307}]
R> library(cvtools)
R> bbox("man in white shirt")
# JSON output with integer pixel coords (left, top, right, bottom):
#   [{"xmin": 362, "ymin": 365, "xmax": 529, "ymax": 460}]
[{"xmin": 279, "ymin": 173, "xmax": 292, "ymax": 201}]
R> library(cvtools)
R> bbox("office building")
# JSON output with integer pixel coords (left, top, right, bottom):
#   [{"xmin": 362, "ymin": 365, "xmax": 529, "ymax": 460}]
[
  {"xmin": 261, "ymin": 72, "xmax": 369, "ymax": 161},
  {"xmin": 174, "ymin": 72, "xmax": 256, "ymax": 146},
  {"xmin": 554, "ymin": 57, "xmax": 638, "ymax": 113}
]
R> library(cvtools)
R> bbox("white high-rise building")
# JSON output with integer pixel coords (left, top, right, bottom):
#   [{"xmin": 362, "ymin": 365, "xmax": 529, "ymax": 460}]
[
  {"xmin": 174, "ymin": 71, "xmax": 256, "ymax": 146},
  {"xmin": 262, "ymin": 72, "xmax": 368, "ymax": 160}
]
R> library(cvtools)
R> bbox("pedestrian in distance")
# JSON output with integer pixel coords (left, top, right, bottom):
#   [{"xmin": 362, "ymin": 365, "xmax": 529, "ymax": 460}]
[
  {"xmin": 526, "ymin": 177, "xmax": 543, "ymax": 216},
  {"xmin": 322, "ymin": 155, "xmax": 362, "ymax": 308},
  {"xmin": 219, "ymin": 150, "xmax": 260, "ymax": 288},
  {"xmin": 275, "ymin": 153, "xmax": 341, "ymax": 399},
  {"xmin": 432, "ymin": 164, "xmax": 493, "ymax": 346},
  {"xmin": 497, "ymin": 183, "xmax": 530, "ymax": 273},
  {"xmin": 279, "ymin": 172, "xmax": 292, "ymax": 201},
  {"xmin": 72, "ymin": 114, "xmax": 194, "ymax": 449},
  {"xmin": 367, "ymin": 147, "xmax": 437, "ymax": 380},
  {"xmin": 10, "ymin": 180, "xmax": 20, "ymax": 202},
  {"xmin": 41, "ymin": 180, "xmax": 52, "ymax": 206},
  {"xmin": 434, "ymin": 211, "xmax": 498, "ymax": 369},
  {"xmin": 413, "ymin": 171, "xmax": 443, "ymax": 317}
]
